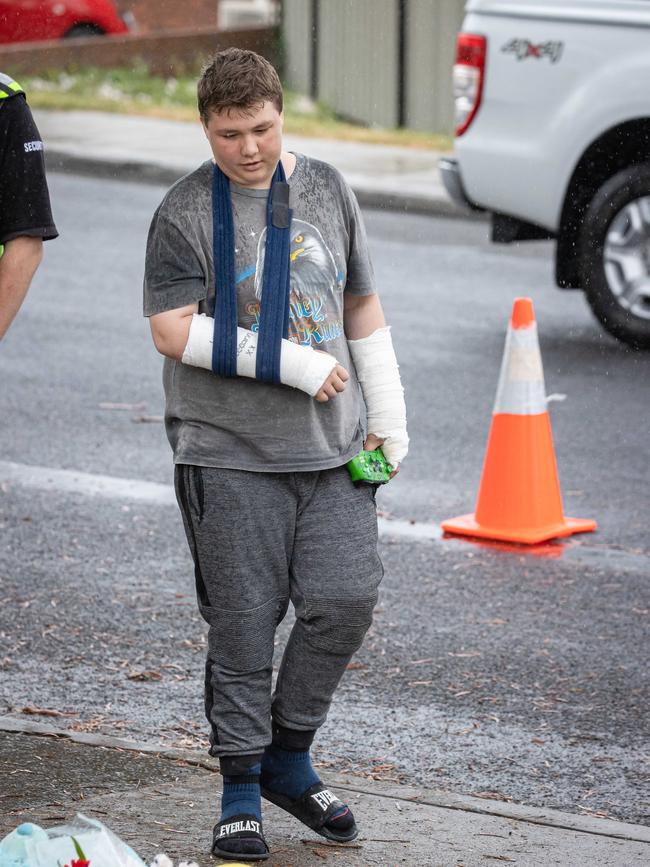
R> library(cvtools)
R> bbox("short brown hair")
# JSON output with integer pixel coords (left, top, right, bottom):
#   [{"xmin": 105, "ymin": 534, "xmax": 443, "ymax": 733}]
[{"xmin": 198, "ymin": 48, "xmax": 283, "ymax": 121}]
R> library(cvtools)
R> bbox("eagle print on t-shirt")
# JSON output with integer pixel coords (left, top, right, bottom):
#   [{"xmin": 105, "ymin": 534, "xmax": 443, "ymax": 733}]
[{"xmin": 249, "ymin": 219, "xmax": 345, "ymax": 347}]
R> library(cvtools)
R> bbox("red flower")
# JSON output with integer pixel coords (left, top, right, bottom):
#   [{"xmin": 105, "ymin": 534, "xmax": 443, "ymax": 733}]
[{"xmin": 62, "ymin": 860, "xmax": 90, "ymax": 867}]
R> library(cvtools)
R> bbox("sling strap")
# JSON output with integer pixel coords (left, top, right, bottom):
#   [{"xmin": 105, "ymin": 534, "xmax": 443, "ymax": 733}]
[{"xmin": 211, "ymin": 161, "xmax": 292, "ymax": 383}]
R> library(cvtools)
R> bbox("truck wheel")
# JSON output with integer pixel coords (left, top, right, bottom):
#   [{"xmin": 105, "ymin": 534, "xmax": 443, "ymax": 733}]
[{"xmin": 579, "ymin": 163, "xmax": 650, "ymax": 349}]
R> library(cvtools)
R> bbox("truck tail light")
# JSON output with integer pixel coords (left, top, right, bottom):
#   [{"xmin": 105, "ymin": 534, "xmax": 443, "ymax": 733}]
[{"xmin": 453, "ymin": 33, "xmax": 487, "ymax": 136}]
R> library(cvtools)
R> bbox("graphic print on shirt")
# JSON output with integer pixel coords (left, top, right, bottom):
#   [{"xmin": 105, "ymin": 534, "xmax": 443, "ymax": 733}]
[{"xmin": 244, "ymin": 219, "xmax": 345, "ymax": 347}]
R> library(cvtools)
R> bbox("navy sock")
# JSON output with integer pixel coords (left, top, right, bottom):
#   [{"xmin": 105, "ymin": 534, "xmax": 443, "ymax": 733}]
[
  {"xmin": 261, "ymin": 745, "xmax": 352, "ymax": 828},
  {"xmin": 220, "ymin": 762, "xmax": 262, "ymax": 822},
  {"xmin": 261, "ymin": 745, "xmax": 319, "ymax": 799}
]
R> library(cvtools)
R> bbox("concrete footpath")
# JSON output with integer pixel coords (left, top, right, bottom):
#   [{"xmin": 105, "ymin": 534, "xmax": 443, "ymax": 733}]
[
  {"xmin": 1, "ymin": 720, "xmax": 649, "ymax": 867},
  {"xmin": 33, "ymin": 109, "xmax": 467, "ymax": 218}
]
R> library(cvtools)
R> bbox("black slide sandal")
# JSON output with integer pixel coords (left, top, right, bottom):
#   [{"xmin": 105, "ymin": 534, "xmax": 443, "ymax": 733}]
[
  {"xmin": 212, "ymin": 813, "xmax": 270, "ymax": 861},
  {"xmin": 260, "ymin": 782, "xmax": 358, "ymax": 843}
]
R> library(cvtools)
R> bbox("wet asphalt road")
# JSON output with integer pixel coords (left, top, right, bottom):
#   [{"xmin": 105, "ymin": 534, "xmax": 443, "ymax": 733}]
[{"xmin": 0, "ymin": 173, "xmax": 648, "ymax": 826}]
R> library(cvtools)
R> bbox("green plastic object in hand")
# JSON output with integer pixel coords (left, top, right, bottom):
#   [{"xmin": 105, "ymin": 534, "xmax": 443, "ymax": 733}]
[{"xmin": 346, "ymin": 448, "xmax": 392, "ymax": 484}]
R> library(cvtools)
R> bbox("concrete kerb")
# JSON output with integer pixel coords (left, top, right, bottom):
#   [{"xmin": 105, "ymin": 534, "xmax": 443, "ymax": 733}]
[
  {"xmin": 2, "ymin": 714, "xmax": 648, "ymax": 846},
  {"xmin": 44, "ymin": 149, "xmax": 485, "ymax": 221}
]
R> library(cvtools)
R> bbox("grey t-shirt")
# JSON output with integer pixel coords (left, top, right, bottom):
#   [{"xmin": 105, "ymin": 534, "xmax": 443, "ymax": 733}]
[{"xmin": 143, "ymin": 154, "xmax": 376, "ymax": 472}]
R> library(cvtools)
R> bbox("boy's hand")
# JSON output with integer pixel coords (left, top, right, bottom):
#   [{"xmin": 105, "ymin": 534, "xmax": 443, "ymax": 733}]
[
  {"xmin": 364, "ymin": 433, "xmax": 400, "ymax": 478},
  {"xmin": 314, "ymin": 363, "xmax": 349, "ymax": 402}
]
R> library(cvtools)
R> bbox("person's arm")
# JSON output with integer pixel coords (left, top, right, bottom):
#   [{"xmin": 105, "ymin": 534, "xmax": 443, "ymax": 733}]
[
  {"xmin": 344, "ymin": 292, "xmax": 409, "ymax": 470},
  {"xmin": 149, "ymin": 305, "xmax": 349, "ymax": 403},
  {"xmin": 149, "ymin": 302, "xmax": 197, "ymax": 359},
  {"xmin": 344, "ymin": 291, "xmax": 386, "ymax": 338},
  {"xmin": 0, "ymin": 237, "xmax": 43, "ymax": 340}
]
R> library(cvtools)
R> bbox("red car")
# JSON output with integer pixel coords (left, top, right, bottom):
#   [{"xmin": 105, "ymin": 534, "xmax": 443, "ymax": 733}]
[{"xmin": 0, "ymin": 0, "xmax": 130, "ymax": 43}]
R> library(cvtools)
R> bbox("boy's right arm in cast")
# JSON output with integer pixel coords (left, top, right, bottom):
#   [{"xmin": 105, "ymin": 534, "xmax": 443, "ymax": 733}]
[{"xmin": 144, "ymin": 209, "xmax": 348, "ymax": 402}]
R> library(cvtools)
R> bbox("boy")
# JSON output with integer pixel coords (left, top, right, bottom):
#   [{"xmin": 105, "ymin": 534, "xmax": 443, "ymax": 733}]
[{"xmin": 144, "ymin": 48, "xmax": 408, "ymax": 861}]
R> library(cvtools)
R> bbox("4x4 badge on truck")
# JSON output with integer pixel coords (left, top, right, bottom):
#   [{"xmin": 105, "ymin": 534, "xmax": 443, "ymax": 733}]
[{"xmin": 501, "ymin": 39, "xmax": 563, "ymax": 64}]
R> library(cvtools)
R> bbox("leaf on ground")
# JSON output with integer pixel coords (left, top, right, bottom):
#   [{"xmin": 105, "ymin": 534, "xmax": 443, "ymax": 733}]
[
  {"xmin": 576, "ymin": 805, "xmax": 612, "ymax": 819},
  {"xmin": 20, "ymin": 706, "xmax": 76, "ymax": 718},
  {"xmin": 471, "ymin": 791, "xmax": 514, "ymax": 802},
  {"xmin": 346, "ymin": 662, "xmax": 368, "ymax": 670},
  {"xmin": 372, "ymin": 763, "xmax": 397, "ymax": 772},
  {"xmin": 127, "ymin": 669, "xmax": 162, "ymax": 681},
  {"xmin": 69, "ymin": 717, "xmax": 107, "ymax": 733},
  {"xmin": 454, "ymin": 723, "xmax": 480, "ymax": 735}
]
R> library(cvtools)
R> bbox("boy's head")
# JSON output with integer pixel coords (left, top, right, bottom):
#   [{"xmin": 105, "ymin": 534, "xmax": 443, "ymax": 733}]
[
  {"xmin": 198, "ymin": 47, "xmax": 283, "ymax": 122},
  {"xmin": 198, "ymin": 48, "xmax": 286, "ymax": 189}
]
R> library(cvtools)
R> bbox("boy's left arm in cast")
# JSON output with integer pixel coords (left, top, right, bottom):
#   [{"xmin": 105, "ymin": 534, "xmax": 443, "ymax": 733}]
[{"xmin": 344, "ymin": 291, "xmax": 409, "ymax": 472}]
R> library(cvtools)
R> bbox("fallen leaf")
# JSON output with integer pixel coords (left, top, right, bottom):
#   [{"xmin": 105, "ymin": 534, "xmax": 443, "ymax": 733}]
[
  {"xmin": 20, "ymin": 706, "xmax": 75, "ymax": 718},
  {"xmin": 471, "ymin": 791, "xmax": 514, "ymax": 802},
  {"xmin": 346, "ymin": 662, "xmax": 368, "ymax": 670},
  {"xmin": 126, "ymin": 670, "xmax": 162, "ymax": 681}
]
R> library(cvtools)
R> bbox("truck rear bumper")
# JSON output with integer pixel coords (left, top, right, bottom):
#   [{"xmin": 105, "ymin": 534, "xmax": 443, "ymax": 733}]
[{"xmin": 439, "ymin": 157, "xmax": 484, "ymax": 212}]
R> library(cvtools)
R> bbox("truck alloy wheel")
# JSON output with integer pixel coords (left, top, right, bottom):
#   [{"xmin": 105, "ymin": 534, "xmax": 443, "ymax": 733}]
[{"xmin": 579, "ymin": 163, "xmax": 650, "ymax": 350}]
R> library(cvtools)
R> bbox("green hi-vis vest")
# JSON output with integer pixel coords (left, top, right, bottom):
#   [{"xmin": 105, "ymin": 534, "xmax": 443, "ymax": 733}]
[
  {"xmin": 0, "ymin": 72, "xmax": 24, "ymax": 99},
  {"xmin": 0, "ymin": 74, "xmax": 25, "ymax": 258}
]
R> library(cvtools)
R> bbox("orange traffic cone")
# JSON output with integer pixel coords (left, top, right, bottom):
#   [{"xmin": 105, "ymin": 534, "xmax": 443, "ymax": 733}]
[{"xmin": 442, "ymin": 297, "xmax": 596, "ymax": 545}]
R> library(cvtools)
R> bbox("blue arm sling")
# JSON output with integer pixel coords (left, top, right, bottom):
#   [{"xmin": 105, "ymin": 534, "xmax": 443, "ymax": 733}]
[{"xmin": 211, "ymin": 161, "xmax": 292, "ymax": 383}]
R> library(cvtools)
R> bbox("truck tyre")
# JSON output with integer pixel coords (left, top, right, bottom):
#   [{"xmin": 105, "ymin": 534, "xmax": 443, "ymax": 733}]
[{"xmin": 579, "ymin": 163, "xmax": 650, "ymax": 349}]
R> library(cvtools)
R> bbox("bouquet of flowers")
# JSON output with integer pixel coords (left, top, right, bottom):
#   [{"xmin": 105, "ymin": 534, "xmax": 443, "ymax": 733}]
[{"xmin": 0, "ymin": 817, "xmax": 199, "ymax": 867}]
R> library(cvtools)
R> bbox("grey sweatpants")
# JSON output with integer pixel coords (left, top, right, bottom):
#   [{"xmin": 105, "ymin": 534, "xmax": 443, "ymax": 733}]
[{"xmin": 175, "ymin": 463, "xmax": 383, "ymax": 760}]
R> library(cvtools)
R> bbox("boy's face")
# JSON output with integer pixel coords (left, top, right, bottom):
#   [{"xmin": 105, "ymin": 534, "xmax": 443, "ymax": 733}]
[{"xmin": 202, "ymin": 100, "xmax": 284, "ymax": 189}]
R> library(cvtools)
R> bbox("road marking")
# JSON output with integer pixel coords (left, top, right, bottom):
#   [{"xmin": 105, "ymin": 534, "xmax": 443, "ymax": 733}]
[
  {"xmin": 1, "ymin": 461, "xmax": 647, "ymax": 571},
  {"xmin": 0, "ymin": 459, "xmax": 442, "ymax": 542},
  {"xmin": 0, "ymin": 460, "xmax": 176, "ymax": 506}
]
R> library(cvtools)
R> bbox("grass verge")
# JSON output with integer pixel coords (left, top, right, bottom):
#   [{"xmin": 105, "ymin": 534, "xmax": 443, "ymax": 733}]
[{"xmin": 17, "ymin": 67, "xmax": 452, "ymax": 151}]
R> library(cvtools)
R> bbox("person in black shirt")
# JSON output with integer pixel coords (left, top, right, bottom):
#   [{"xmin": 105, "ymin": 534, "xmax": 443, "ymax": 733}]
[{"xmin": 0, "ymin": 73, "xmax": 58, "ymax": 339}]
